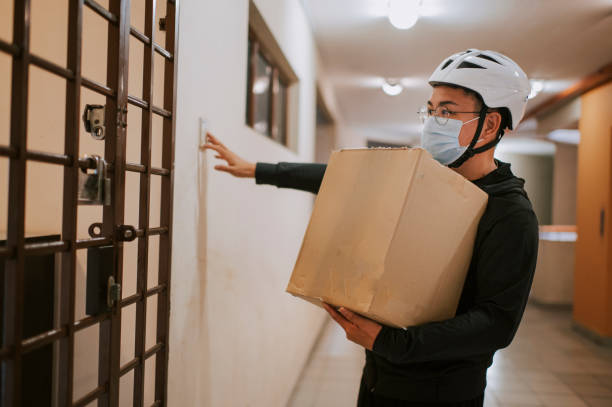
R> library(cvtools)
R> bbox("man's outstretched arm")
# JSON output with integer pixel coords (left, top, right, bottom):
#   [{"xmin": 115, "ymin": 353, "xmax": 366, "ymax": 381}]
[
  {"xmin": 255, "ymin": 162, "xmax": 326, "ymax": 194},
  {"xmin": 203, "ymin": 133, "xmax": 326, "ymax": 193}
]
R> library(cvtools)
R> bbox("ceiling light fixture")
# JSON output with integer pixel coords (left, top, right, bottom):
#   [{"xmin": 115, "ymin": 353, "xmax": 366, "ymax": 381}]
[
  {"xmin": 388, "ymin": 0, "xmax": 421, "ymax": 30},
  {"xmin": 382, "ymin": 79, "xmax": 403, "ymax": 96},
  {"xmin": 528, "ymin": 79, "xmax": 544, "ymax": 99}
]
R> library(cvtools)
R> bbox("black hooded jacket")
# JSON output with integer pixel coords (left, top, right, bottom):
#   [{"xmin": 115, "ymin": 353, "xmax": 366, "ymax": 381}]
[{"xmin": 255, "ymin": 159, "xmax": 539, "ymax": 402}]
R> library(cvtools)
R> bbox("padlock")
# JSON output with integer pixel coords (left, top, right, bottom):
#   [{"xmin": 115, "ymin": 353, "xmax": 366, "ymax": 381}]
[
  {"xmin": 78, "ymin": 155, "xmax": 111, "ymax": 205},
  {"xmin": 83, "ymin": 104, "xmax": 106, "ymax": 140},
  {"xmin": 78, "ymin": 155, "xmax": 104, "ymax": 204}
]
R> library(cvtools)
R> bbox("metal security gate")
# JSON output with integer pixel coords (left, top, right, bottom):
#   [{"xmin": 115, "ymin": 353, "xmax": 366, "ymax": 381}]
[{"xmin": 0, "ymin": 0, "xmax": 178, "ymax": 405}]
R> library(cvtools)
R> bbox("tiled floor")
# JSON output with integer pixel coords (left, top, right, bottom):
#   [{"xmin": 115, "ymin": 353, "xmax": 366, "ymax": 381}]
[{"xmin": 287, "ymin": 303, "xmax": 612, "ymax": 407}]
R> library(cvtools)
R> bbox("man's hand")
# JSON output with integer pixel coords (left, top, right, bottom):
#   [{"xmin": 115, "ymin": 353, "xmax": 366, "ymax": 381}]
[
  {"xmin": 201, "ymin": 133, "xmax": 256, "ymax": 178},
  {"xmin": 322, "ymin": 303, "xmax": 382, "ymax": 350}
]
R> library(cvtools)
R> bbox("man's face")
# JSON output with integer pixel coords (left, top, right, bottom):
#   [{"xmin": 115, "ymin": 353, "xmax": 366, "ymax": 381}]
[{"xmin": 427, "ymin": 86, "xmax": 481, "ymax": 147}]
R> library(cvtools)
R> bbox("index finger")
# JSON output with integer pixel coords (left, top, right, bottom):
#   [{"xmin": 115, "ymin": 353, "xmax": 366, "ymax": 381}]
[{"xmin": 206, "ymin": 132, "xmax": 226, "ymax": 148}]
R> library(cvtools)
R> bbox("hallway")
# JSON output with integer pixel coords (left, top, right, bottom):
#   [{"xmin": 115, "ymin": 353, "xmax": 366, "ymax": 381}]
[{"xmin": 288, "ymin": 304, "xmax": 612, "ymax": 407}]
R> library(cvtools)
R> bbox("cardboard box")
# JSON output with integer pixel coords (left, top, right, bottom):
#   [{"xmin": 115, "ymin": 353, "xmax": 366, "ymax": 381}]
[{"xmin": 286, "ymin": 148, "xmax": 488, "ymax": 328}]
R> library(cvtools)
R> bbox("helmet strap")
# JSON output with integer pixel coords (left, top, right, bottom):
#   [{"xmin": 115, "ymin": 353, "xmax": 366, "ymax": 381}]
[
  {"xmin": 472, "ymin": 133, "xmax": 502, "ymax": 154},
  {"xmin": 448, "ymin": 105, "xmax": 488, "ymax": 168}
]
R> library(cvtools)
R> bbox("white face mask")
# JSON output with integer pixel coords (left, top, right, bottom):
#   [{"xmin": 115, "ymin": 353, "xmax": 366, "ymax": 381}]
[{"xmin": 420, "ymin": 116, "xmax": 480, "ymax": 165}]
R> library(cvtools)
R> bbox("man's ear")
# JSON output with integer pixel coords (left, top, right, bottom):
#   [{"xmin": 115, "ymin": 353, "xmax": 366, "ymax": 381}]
[{"xmin": 481, "ymin": 111, "xmax": 502, "ymax": 142}]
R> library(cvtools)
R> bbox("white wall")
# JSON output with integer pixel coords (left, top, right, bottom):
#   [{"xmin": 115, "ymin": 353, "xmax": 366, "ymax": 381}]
[
  {"xmin": 168, "ymin": 1, "xmax": 327, "ymax": 406},
  {"xmin": 537, "ymin": 98, "xmax": 581, "ymax": 135},
  {"xmin": 551, "ymin": 142, "xmax": 578, "ymax": 225},
  {"xmin": 538, "ymin": 98, "xmax": 580, "ymax": 226},
  {"xmin": 495, "ymin": 138, "xmax": 555, "ymax": 225}
]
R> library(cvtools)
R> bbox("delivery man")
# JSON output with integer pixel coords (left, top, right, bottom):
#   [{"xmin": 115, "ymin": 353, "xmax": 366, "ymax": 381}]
[{"xmin": 203, "ymin": 49, "xmax": 539, "ymax": 407}]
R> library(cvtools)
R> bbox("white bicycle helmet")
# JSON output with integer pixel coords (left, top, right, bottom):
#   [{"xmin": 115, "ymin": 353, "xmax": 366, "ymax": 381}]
[
  {"xmin": 428, "ymin": 49, "xmax": 530, "ymax": 167},
  {"xmin": 428, "ymin": 49, "xmax": 530, "ymax": 130}
]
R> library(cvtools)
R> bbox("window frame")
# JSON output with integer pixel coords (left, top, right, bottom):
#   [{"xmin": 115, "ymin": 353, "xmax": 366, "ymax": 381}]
[{"xmin": 246, "ymin": 2, "xmax": 297, "ymax": 148}]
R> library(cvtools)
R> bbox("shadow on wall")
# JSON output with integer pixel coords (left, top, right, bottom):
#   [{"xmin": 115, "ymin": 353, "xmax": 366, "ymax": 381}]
[{"xmin": 194, "ymin": 146, "xmax": 212, "ymax": 404}]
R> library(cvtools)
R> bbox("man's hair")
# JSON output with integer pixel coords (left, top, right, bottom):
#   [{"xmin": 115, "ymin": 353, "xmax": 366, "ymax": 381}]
[{"xmin": 432, "ymin": 83, "xmax": 511, "ymax": 137}]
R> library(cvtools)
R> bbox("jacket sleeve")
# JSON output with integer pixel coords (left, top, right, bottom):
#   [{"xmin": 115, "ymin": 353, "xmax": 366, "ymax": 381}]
[
  {"xmin": 255, "ymin": 162, "xmax": 327, "ymax": 194},
  {"xmin": 372, "ymin": 210, "xmax": 539, "ymax": 363}
]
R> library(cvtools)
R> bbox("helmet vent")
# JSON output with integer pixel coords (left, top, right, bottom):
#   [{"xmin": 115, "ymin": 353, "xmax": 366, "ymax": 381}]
[
  {"xmin": 441, "ymin": 59, "xmax": 453, "ymax": 70},
  {"xmin": 457, "ymin": 61, "xmax": 485, "ymax": 69},
  {"xmin": 477, "ymin": 54, "xmax": 502, "ymax": 64}
]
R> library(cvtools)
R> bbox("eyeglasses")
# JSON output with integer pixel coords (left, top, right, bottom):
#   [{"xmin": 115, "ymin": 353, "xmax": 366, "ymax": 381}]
[{"xmin": 417, "ymin": 105, "xmax": 481, "ymax": 126}]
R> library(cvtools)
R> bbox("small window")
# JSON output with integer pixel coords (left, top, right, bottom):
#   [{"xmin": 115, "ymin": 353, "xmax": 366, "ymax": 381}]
[
  {"xmin": 251, "ymin": 49, "xmax": 272, "ymax": 136},
  {"xmin": 273, "ymin": 78, "xmax": 288, "ymax": 145},
  {"xmin": 246, "ymin": 2, "xmax": 296, "ymax": 147}
]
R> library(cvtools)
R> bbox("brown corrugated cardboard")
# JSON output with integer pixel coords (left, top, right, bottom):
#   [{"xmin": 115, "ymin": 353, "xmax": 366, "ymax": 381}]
[{"xmin": 286, "ymin": 148, "xmax": 488, "ymax": 328}]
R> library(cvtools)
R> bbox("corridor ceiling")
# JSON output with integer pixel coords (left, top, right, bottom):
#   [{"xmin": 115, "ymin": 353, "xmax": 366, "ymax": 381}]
[{"xmin": 302, "ymin": 0, "xmax": 612, "ymax": 146}]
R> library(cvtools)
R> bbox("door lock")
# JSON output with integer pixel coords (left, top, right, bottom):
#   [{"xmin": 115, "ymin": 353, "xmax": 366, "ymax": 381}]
[
  {"xmin": 83, "ymin": 104, "xmax": 106, "ymax": 140},
  {"xmin": 78, "ymin": 155, "xmax": 111, "ymax": 206}
]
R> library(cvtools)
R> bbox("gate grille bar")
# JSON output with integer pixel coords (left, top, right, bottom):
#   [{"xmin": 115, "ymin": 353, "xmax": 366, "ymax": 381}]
[{"xmin": 2, "ymin": 0, "xmax": 32, "ymax": 405}]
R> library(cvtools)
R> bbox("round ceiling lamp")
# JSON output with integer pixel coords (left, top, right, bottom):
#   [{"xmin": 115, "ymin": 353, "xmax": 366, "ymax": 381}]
[
  {"xmin": 388, "ymin": 0, "xmax": 421, "ymax": 30},
  {"xmin": 382, "ymin": 79, "xmax": 403, "ymax": 96}
]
